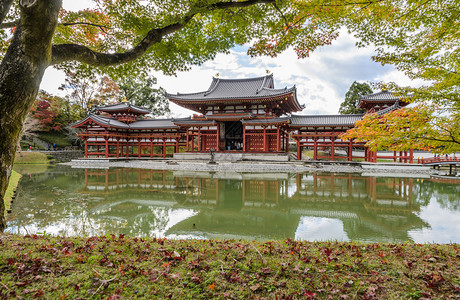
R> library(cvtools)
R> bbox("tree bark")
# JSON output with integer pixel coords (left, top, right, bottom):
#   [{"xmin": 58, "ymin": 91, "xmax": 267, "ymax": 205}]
[{"xmin": 0, "ymin": 0, "xmax": 61, "ymax": 231}]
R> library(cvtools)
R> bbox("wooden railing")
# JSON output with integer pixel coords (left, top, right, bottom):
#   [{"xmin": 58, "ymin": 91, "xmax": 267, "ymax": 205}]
[{"xmin": 418, "ymin": 157, "xmax": 460, "ymax": 164}]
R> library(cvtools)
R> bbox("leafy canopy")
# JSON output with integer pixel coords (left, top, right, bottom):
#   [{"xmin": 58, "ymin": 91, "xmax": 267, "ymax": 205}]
[{"xmin": 338, "ymin": 81, "xmax": 372, "ymax": 115}]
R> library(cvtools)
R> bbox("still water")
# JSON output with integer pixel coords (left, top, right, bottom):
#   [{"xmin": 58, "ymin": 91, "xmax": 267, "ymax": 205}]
[{"xmin": 7, "ymin": 166, "xmax": 460, "ymax": 243}]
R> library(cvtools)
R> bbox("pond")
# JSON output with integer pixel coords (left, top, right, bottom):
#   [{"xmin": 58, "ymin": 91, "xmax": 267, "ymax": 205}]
[{"xmin": 6, "ymin": 165, "xmax": 460, "ymax": 243}]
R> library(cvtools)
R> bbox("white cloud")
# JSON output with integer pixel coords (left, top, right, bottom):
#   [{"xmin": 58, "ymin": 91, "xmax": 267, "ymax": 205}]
[{"xmin": 62, "ymin": 0, "xmax": 96, "ymax": 11}]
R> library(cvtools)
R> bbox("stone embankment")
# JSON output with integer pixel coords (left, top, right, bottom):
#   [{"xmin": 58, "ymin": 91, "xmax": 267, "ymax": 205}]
[{"xmin": 63, "ymin": 158, "xmax": 436, "ymax": 176}]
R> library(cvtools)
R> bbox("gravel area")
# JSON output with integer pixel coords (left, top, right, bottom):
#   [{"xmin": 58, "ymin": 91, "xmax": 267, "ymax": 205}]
[{"xmin": 62, "ymin": 159, "xmax": 438, "ymax": 176}]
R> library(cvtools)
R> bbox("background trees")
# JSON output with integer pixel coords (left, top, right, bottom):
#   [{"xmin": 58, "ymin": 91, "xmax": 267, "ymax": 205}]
[{"xmin": 338, "ymin": 81, "xmax": 372, "ymax": 115}]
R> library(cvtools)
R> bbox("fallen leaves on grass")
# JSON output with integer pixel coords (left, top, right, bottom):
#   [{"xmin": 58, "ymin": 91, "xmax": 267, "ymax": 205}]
[{"xmin": 0, "ymin": 234, "xmax": 458, "ymax": 299}]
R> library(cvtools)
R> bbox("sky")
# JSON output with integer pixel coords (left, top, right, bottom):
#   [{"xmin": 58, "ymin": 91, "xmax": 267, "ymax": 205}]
[{"xmin": 40, "ymin": 0, "xmax": 421, "ymax": 118}]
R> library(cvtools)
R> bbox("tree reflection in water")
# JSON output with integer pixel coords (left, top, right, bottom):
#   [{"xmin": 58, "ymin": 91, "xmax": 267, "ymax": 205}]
[{"xmin": 6, "ymin": 166, "xmax": 460, "ymax": 243}]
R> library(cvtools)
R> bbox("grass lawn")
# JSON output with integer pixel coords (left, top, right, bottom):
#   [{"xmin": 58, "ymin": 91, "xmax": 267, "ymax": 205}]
[
  {"xmin": 38, "ymin": 131, "xmax": 72, "ymax": 148},
  {"xmin": 3, "ymin": 171, "xmax": 21, "ymax": 214},
  {"xmin": 14, "ymin": 152, "xmax": 51, "ymax": 165},
  {"xmin": 0, "ymin": 234, "xmax": 458, "ymax": 299}
]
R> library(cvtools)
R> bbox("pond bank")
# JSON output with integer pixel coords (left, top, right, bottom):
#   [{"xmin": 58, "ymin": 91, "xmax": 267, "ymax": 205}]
[
  {"xmin": 0, "ymin": 233, "xmax": 458, "ymax": 299},
  {"xmin": 62, "ymin": 159, "xmax": 436, "ymax": 176},
  {"xmin": 3, "ymin": 170, "xmax": 21, "ymax": 214}
]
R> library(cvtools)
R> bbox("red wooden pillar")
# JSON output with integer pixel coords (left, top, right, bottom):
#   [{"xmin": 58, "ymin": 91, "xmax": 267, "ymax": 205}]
[
  {"xmin": 186, "ymin": 129, "xmax": 190, "ymax": 152},
  {"xmin": 330, "ymin": 135, "xmax": 335, "ymax": 161},
  {"xmin": 149, "ymin": 138, "xmax": 153, "ymax": 158},
  {"xmin": 393, "ymin": 151, "xmax": 397, "ymax": 162},
  {"xmin": 84, "ymin": 138, "xmax": 88, "ymax": 158},
  {"xmin": 409, "ymin": 149, "xmax": 414, "ymax": 163},
  {"xmin": 162, "ymin": 138, "xmax": 166, "ymax": 158},
  {"xmin": 198, "ymin": 127, "xmax": 201, "ymax": 152},
  {"xmin": 296, "ymin": 138, "xmax": 301, "ymax": 160},
  {"xmin": 276, "ymin": 127, "xmax": 281, "ymax": 152},
  {"xmin": 105, "ymin": 137, "xmax": 109, "ymax": 158},
  {"xmin": 216, "ymin": 124, "xmax": 220, "ymax": 151},
  {"xmin": 263, "ymin": 126, "xmax": 267, "ymax": 152},
  {"xmin": 348, "ymin": 140, "xmax": 352, "ymax": 161},
  {"xmin": 313, "ymin": 138, "xmax": 318, "ymax": 161},
  {"xmin": 116, "ymin": 138, "xmax": 120, "ymax": 158},
  {"xmin": 126, "ymin": 139, "xmax": 130, "ymax": 158},
  {"xmin": 243, "ymin": 125, "xmax": 246, "ymax": 152},
  {"xmin": 138, "ymin": 139, "xmax": 141, "ymax": 158}
]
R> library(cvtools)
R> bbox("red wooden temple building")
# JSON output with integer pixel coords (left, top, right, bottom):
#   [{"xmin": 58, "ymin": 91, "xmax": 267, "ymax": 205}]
[{"xmin": 73, "ymin": 75, "xmax": 413, "ymax": 162}]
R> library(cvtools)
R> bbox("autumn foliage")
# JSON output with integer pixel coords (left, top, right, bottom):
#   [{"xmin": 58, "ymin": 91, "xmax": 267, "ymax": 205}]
[{"xmin": 341, "ymin": 104, "xmax": 460, "ymax": 154}]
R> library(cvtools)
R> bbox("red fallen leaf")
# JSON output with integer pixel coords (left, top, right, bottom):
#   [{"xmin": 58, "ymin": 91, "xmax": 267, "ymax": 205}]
[
  {"xmin": 208, "ymin": 283, "xmax": 216, "ymax": 291},
  {"xmin": 34, "ymin": 289, "xmax": 44, "ymax": 297},
  {"xmin": 15, "ymin": 281, "xmax": 31, "ymax": 287},
  {"xmin": 106, "ymin": 295, "xmax": 122, "ymax": 300},
  {"xmin": 304, "ymin": 291, "xmax": 317, "ymax": 298}
]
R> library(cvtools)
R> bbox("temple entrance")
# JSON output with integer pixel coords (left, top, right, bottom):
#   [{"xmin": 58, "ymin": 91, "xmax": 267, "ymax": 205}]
[{"xmin": 224, "ymin": 121, "xmax": 243, "ymax": 151}]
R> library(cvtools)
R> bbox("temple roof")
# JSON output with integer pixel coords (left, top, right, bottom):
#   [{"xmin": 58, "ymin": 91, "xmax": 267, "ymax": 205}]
[
  {"xmin": 206, "ymin": 113, "xmax": 253, "ymax": 121},
  {"xmin": 242, "ymin": 117, "xmax": 290, "ymax": 125},
  {"xmin": 73, "ymin": 114, "xmax": 179, "ymax": 129},
  {"xmin": 128, "ymin": 119, "xmax": 179, "ymax": 129},
  {"xmin": 73, "ymin": 114, "xmax": 130, "ymax": 129},
  {"xmin": 290, "ymin": 114, "xmax": 364, "ymax": 127},
  {"xmin": 376, "ymin": 102, "xmax": 402, "ymax": 116},
  {"xmin": 172, "ymin": 118, "xmax": 217, "ymax": 127},
  {"xmin": 166, "ymin": 74, "xmax": 303, "ymax": 111},
  {"xmin": 357, "ymin": 91, "xmax": 400, "ymax": 108},
  {"xmin": 97, "ymin": 102, "xmax": 151, "ymax": 114}
]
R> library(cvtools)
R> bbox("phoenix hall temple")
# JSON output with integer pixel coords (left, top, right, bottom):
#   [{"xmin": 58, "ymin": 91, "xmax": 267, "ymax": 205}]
[{"xmin": 73, "ymin": 74, "xmax": 413, "ymax": 162}]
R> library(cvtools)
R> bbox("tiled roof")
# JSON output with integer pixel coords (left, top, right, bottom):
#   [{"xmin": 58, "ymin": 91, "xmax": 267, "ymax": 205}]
[
  {"xmin": 73, "ymin": 114, "xmax": 130, "ymax": 129},
  {"xmin": 290, "ymin": 114, "xmax": 364, "ymax": 127},
  {"xmin": 376, "ymin": 102, "xmax": 402, "ymax": 116},
  {"xmin": 242, "ymin": 117, "xmax": 290, "ymax": 125},
  {"xmin": 172, "ymin": 119, "xmax": 217, "ymax": 126},
  {"xmin": 129, "ymin": 119, "xmax": 178, "ymax": 129},
  {"xmin": 358, "ymin": 91, "xmax": 400, "ymax": 103},
  {"xmin": 97, "ymin": 102, "xmax": 151, "ymax": 114},
  {"xmin": 73, "ymin": 114, "xmax": 180, "ymax": 130},
  {"xmin": 206, "ymin": 113, "xmax": 253, "ymax": 120},
  {"xmin": 166, "ymin": 74, "xmax": 297, "ymax": 101}
]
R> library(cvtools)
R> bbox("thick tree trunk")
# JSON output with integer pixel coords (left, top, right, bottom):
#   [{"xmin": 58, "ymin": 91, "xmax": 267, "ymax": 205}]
[{"xmin": 0, "ymin": 0, "xmax": 61, "ymax": 231}]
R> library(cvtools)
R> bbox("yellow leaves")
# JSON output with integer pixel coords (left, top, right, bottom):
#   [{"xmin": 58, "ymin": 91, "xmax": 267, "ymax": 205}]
[{"xmin": 208, "ymin": 283, "xmax": 216, "ymax": 290}]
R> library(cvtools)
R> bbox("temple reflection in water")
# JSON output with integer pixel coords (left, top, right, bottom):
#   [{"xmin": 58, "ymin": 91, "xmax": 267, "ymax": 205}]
[{"xmin": 78, "ymin": 168, "xmax": 426, "ymax": 242}]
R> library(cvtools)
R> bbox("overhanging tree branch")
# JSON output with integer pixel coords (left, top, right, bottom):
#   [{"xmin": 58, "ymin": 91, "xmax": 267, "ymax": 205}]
[
  {"xmin": 51, "ymin": 0, "xmax": 275, "ymax": 66},
  {"xmin": 0, "ymin": 0, "xmax": 13, "ymax": 25}
]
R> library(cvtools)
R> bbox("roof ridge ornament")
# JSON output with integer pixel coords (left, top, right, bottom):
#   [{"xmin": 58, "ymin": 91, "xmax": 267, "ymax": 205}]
[
  {"xmin": 256, "ymin": 75, "xmax": 269, "ymax": 94},
  {"xmin": 204, "ymin": 78, "xmax": 220, "ymax": 96}
]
